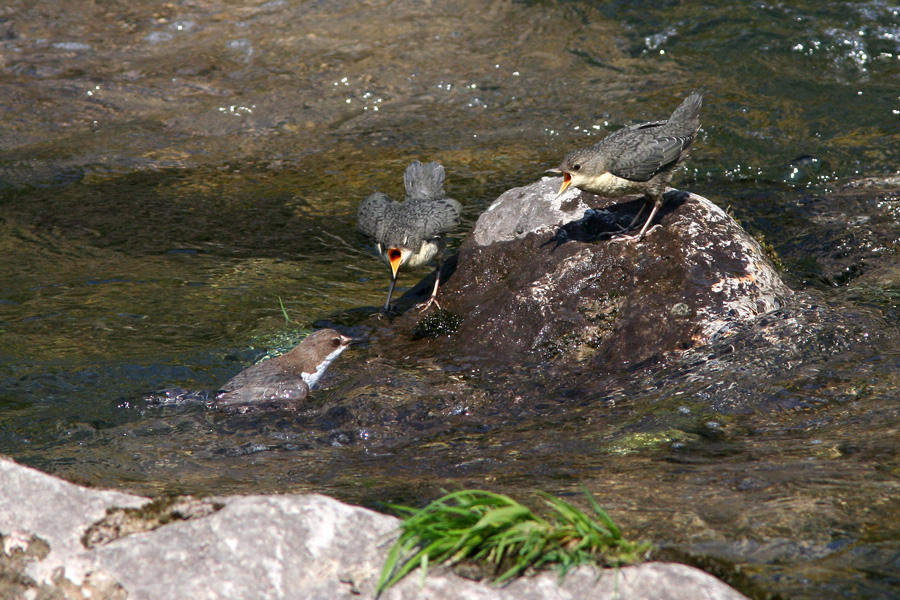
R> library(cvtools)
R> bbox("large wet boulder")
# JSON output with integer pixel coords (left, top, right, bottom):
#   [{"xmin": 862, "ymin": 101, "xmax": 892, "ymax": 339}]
[
  {"xmin": 0, "ymin": 457, "xmax": 749, "ymax": 600},
  {"xmin": 404, "ymin": 177, "xmax": 792, "ymax": 370}
]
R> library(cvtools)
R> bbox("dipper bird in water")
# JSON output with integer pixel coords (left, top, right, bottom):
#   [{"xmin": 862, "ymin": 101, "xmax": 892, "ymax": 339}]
[
  {"xmin": 215, "ymin": 328, "xmax": 353, "ymax": 408},
  {"xmin": 553, "ymin": 92, "xmax": 702, "ymax": 241},
  {"xmin": 358, "ymin": 160, "xmax": 461, "ymax": 312}
]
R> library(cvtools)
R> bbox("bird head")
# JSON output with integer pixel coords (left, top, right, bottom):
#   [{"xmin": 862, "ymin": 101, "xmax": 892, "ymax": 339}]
[
  {"xmin": 297, "ymin": 329, "xmax": 356, "ymax": 389},
  {"xmin": 553, "ymin": 147, "xmax": 602, "ymax": 196}
]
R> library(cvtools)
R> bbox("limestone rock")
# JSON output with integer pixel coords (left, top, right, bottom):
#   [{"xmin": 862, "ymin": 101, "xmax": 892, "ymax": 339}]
[
  {"xmin": 0, "ymin": 456, "xmax": 147, "ymax": 588},
  {"xmin": 472, "ymin": 177, "xmax": 593, "ymax": 245},
  {"xmin": 0, "ymin": 457, "xmax": 749, "ymax": 600}
]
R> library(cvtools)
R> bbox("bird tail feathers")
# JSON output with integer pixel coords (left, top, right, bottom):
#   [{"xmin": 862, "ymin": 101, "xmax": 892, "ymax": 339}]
[
  {"xmin": 404, "ymin": 160, "xmax": 446, "ymax": 200},
  {"xmin": 664, "ymin": 92, "xmax": 702, "ymax": 137}
]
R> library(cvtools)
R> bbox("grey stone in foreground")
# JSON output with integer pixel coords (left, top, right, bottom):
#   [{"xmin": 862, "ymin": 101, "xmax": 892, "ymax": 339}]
[{"xmin": 0, "ymin": 458, "xmax": 748, "ymax": 599}]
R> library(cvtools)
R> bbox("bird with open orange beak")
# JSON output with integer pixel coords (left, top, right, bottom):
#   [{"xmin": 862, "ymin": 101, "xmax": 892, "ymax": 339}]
[
  {"xmin": 550, "ymin": 92, "xmax": 702, "ymax": 241},
  {"xmin": 358, "ymin": 160, "xmax": 461, "ymax": 312}
]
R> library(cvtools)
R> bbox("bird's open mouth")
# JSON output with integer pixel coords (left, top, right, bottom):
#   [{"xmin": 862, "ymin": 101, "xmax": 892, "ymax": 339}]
[
  {"xmin": 557, "ymin": 172, "xmax": 572, "ymax": 195},
  {"xmin": 388, "ymin": 248, "xmax": 403, "ymax": 276}
]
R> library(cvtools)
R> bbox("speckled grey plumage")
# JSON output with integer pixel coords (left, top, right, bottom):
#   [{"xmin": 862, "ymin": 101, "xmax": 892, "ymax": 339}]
[
  {"xmin": 561, "ymin": 93, "xmax": 701, "ymax": 184},
  {"xmin": 556, "ymin": 92, "xmax": 702, "ymax": 240},
  {"xmin": 358, "ymin": 161, "xmax": 461, "ymax": 253},
  {"xmin": 358, "ymin": 160, "xmax": 461, "ymax": 310}
]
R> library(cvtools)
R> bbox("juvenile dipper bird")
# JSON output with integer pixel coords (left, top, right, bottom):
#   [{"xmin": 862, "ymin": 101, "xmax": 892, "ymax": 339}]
[
  {"xmin": 215, "ymin": 328, "xmax": 353, "ymax": 407},
  {"xmin": 358, "ymin": 160, "xmax": 461, "ymax": 311},
  {"xmin": 553, "ymin": 92, "xmax": 702, "ymax": 241}
]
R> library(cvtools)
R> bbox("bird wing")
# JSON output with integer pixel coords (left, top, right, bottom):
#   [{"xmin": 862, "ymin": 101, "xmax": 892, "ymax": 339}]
[
  {"xmin": 357, "ymin": 192, "xmax": 393, "ymax": 241},
  {"xmin": 404, "ymin": 196, "xmax": 462, "ymax": 241},
  {"xmin": 218, "ymin": 364, "xmax": 309, "ymax": 405},
  {"xmin": 606, "ymin": 122, "xmax": 694, "ymax": 182},
  {"xmin": 608, "ymin": 93, "xmax": 702, "ymax": 181}
]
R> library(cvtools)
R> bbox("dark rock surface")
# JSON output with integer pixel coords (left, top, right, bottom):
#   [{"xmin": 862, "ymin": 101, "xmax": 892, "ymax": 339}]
[
  {"xmin": 0, "ymin": 457, "xmax": 749, "ymax": 600},
  {"xmin": 398, "ymin": 177, "xmax": 791, "ymax": 370}
]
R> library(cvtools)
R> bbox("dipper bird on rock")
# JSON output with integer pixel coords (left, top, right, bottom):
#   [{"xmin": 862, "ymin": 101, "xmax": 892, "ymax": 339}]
[
  {"xmin": 358, "ymin": 160, "xmax": 461, "ymax": 311},
  {"xmin": 215, "ymin": 328, "xmax": 353, "ymax": 407},
  {"xmin": 553, "ymin": 92, "xmax": 702, "ymax": 241}
]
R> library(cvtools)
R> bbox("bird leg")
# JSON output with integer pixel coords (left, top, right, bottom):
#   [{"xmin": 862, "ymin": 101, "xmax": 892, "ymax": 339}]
[
  {"xmin": 602, "ymin": 196, "xmax": 649, "ymax": 237},
  {"xmin": 633, "ymin": 198, "xmax": 664, "ymax": 239},
  {"xmin": 611, "ymin": 195, "xmax": 664, "ymax": 243},
  {"xmin": 418, "ymin": 259, "xmax": 444, "ymax": 312},
  {"xmin": 622, "ymin": 198, "xmax": 650, "ymax": 233}
]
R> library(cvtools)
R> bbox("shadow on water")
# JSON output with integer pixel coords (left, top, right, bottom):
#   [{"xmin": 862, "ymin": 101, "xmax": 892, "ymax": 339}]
[{"xmin": 3, "ymin": 0, "xmax": 900, "ymax": 598}]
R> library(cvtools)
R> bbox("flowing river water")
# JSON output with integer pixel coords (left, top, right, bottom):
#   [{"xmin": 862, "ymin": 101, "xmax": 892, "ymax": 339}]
[{"xmin": 2, "ymin": 1, "xmax": 900, "ymax": 598}]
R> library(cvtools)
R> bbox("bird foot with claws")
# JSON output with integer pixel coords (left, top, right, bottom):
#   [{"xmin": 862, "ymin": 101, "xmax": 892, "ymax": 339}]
[
  {"xmin": 609, "ymin": 223, "xmax": 662, "ymax": 243},
  {"xmin": 418, "ymin": 297, "xmax": 441, "ymax": 312}
]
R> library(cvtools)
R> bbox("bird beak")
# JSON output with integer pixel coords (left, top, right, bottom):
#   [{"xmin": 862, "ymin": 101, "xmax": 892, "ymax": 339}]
[
  {"xmin": 557, "ymin": 172, "xmax": 572, "ymax": 195},
  {"xmin": 340, "ymin": 334, "xmax": 363, "ymax": 347},
  {"xmin": 383, "ymin": 248, "xmax": 404, "ymax": 311},
  {"xmin": 387, "ymin": 248, "xmax": 403, "ymax": 278}
]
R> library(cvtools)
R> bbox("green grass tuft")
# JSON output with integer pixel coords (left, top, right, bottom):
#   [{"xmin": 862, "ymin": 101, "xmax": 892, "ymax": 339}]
[
  {"xmin": 277, "ymin": 296, "xmax": 292, "ymax": 323},
  {"xmin": 376, "ymin": 487, "xmax": 651, "ymax": 595}
]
